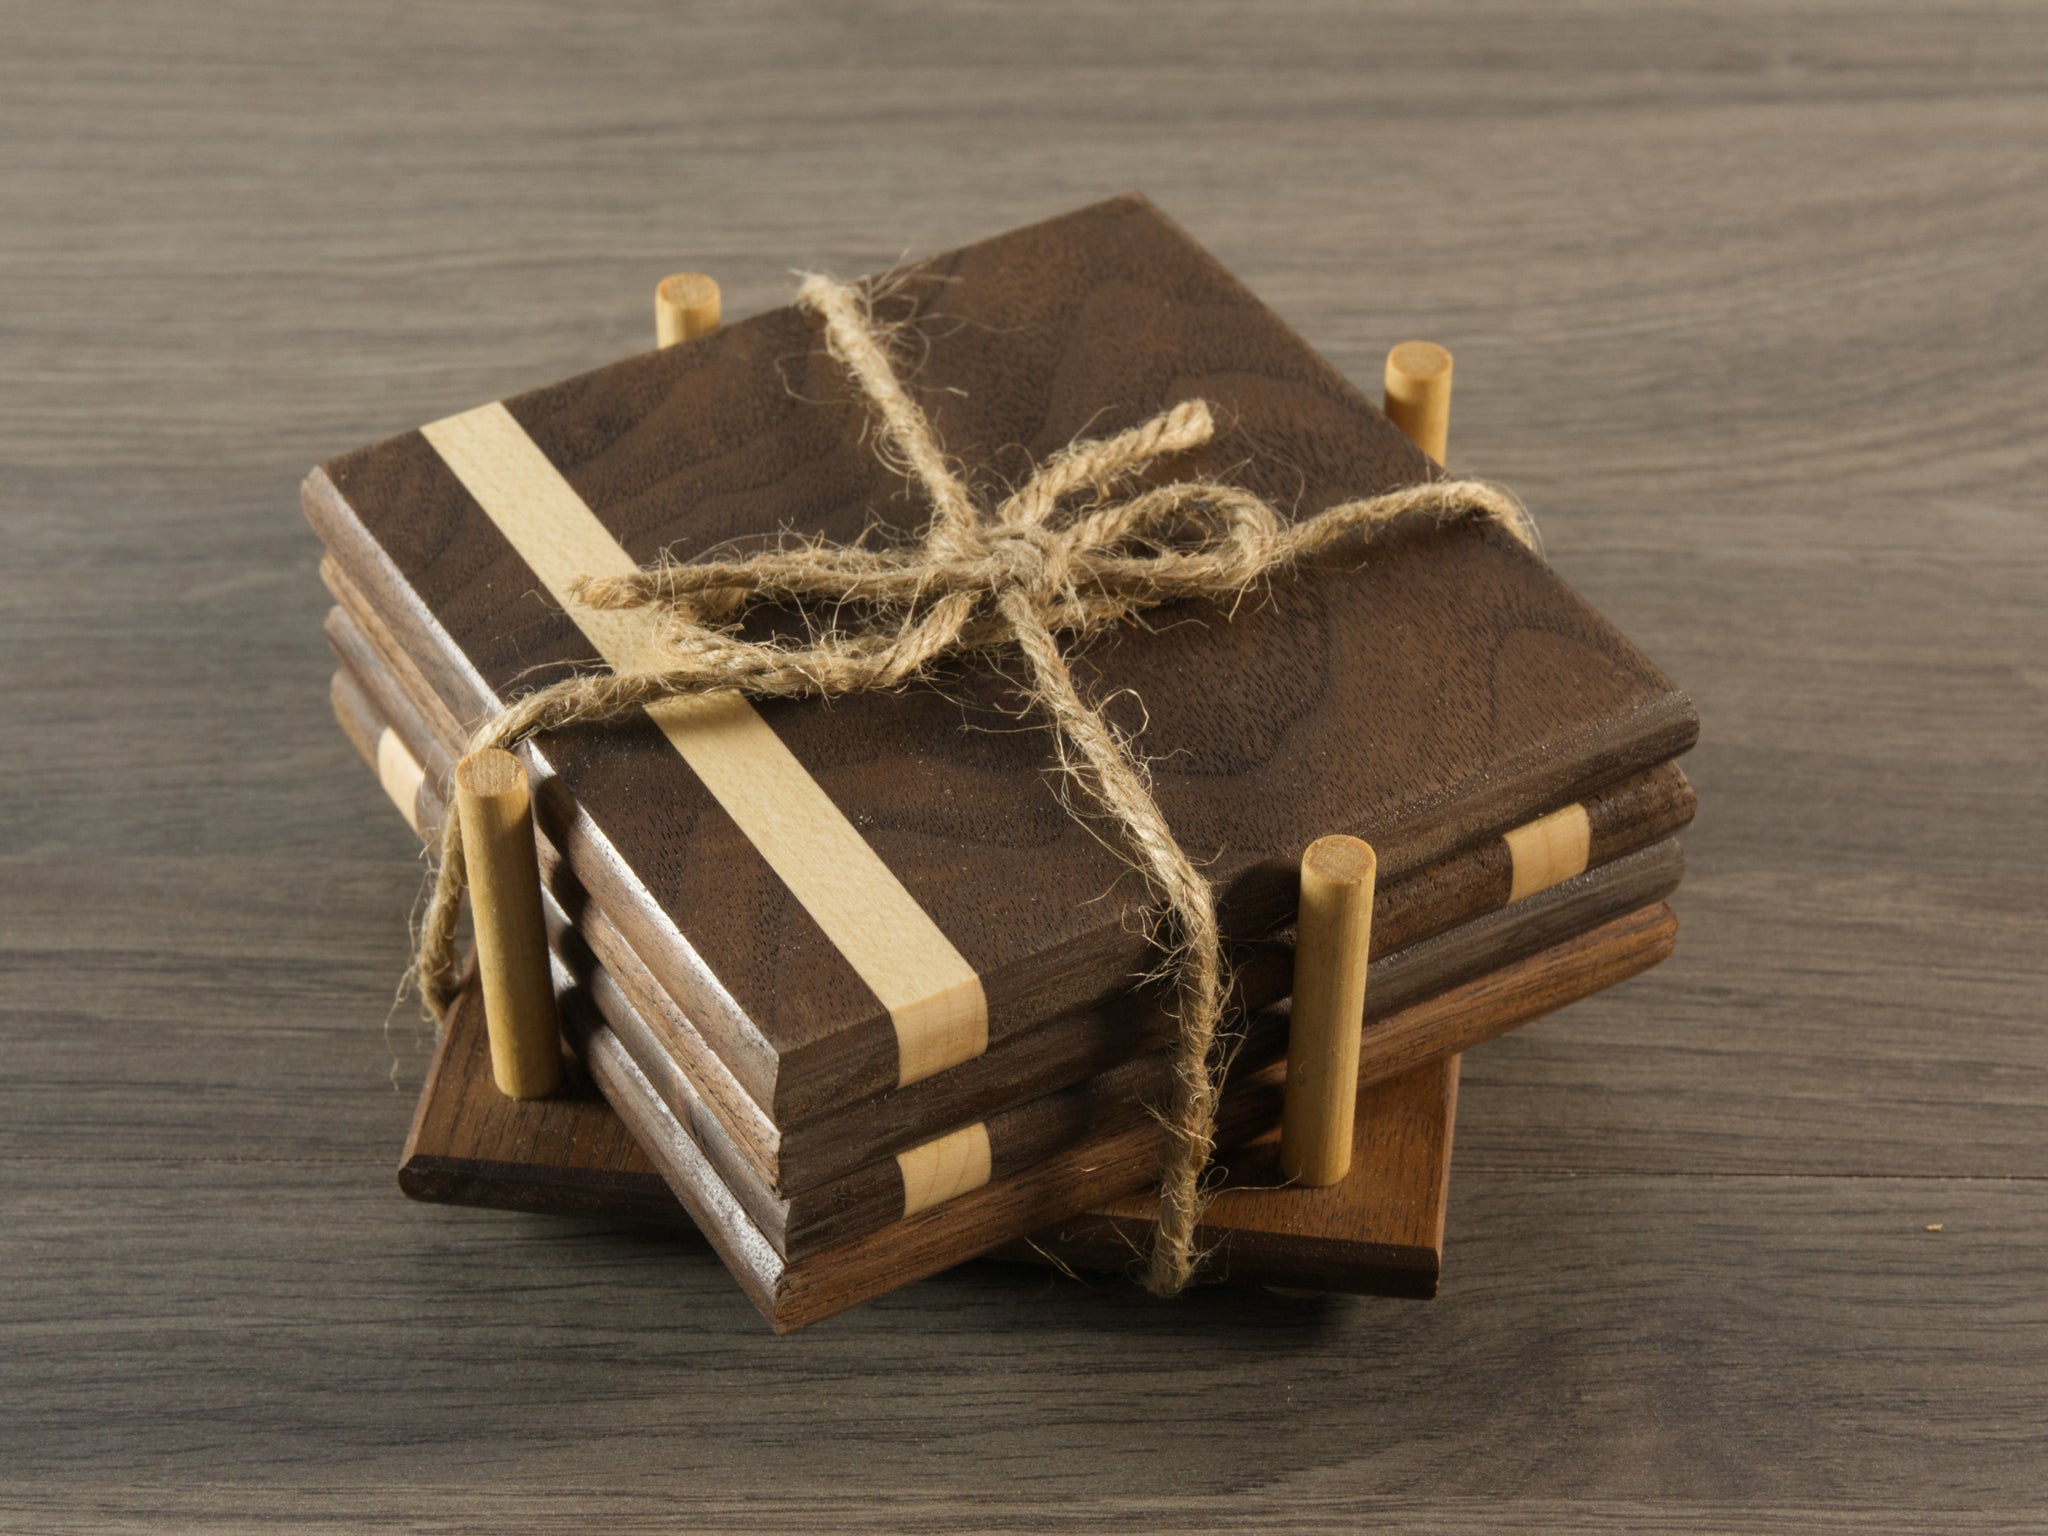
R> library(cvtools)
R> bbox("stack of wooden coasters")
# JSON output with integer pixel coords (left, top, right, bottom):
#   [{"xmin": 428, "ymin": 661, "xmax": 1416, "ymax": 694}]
[{"xmin": 310, "ymin": 195, "xmax": 1696, "ymax": 1331}]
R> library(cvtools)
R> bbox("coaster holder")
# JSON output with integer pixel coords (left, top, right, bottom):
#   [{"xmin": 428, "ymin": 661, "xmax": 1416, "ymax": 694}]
[{"xmin": 452, "ymin": 271, "xmax": 1468, "ymax": 1200}]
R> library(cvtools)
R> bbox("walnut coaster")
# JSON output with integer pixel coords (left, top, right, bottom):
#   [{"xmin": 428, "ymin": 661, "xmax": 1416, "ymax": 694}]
[{"xmin": 401, "ymin": 960, "xmax": 1463, "ymax": 1299}]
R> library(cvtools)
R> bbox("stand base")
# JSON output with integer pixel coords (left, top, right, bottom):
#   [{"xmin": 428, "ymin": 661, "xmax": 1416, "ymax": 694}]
[{"xmin": 402, "ymin": 968, "xmax": 1461, "ymax": 1298}]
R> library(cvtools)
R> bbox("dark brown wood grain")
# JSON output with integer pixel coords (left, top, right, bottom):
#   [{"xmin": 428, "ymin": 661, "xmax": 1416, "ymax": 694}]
[
  {"xmin": 329, "ymin": 583, "xmax": 1694, "ymax": 1197},
  {"xmin": 304, "ymin": 195, "xmax": 1697, "ymax": 1121},
  {"xmin": 340, "ymin": 655, "xmax": 1679, "ymax": 1322},
  {"xmin": 1002, "ymin": 1057, "xmax": 1460, "ymax": 1297},
  {"xmin": 397, "ymin": 954, "xmax": 681, "ymax": 1226},
  {"xmin": 10, "ymin": 1, "xmax": 2046, "ymax": 1523},
  {"xmin": 327, "ymin": 553, "xmax": 1697, "ymax": 967},
  {"xmin": 397, "ymin": 948, "xmax": 673, "ymax": 1227},
  {"xmin": 605, "ymin": 903, "xmax": 1679, "ymax": 1331},
  {"xmin": 403, "ymin": 956, "xmax": 1463, "ymax": 1299},
  {"xmin": 335, "ymin": 656, "xmax": 1681, "ymax": 1259}
]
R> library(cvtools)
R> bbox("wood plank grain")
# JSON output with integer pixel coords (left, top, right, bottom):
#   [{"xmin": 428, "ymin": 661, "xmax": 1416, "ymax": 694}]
[
  {"xmin": 4, "ymin": 0, "xmax": 2045, "ymax": 1522},
  {"xmin": 10, "ymin": 1157, "xmax": 2040, "ymax": 1528}
]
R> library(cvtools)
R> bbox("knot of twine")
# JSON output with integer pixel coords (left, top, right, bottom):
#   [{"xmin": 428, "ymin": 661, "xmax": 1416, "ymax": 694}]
[{"xmin": 414, "ymin": 272, "xmax": 1539, "ymax": 1296}]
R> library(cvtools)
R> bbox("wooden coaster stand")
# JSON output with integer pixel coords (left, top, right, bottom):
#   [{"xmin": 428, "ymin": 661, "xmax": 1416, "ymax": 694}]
[
  {"xmin": 381, "ymin": 274, "xmax": 1514, "ymax": 1301},
  {"xmin": 339, "ymin": 664, "xmax": 1678, "ymax": 1302},
  {"xmin": 446, "ymin": 273, "xmax": 1426, "ymax": 1190}
]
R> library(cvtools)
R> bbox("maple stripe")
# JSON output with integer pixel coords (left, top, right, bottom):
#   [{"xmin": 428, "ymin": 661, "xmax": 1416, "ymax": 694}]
[
  {"xmin": 1502, "ymin": 802, "xmax": 1592, "ymax": 904},
  {"xmin": 375, "ymin": 727, "xmax": 425, "ymax": 835},
  {"xmin": 896, "ymin": 1122, "xmax": 993, "ymax": 1217},
  {"xmin": 420, "ymin": 402, "xmax": 988, "ymax": 1087}
]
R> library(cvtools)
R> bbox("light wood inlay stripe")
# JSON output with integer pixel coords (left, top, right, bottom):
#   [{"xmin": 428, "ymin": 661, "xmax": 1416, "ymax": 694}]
[
  {"xmin": 1503, "ymin": 802, "xmax": 1592, "ymax": 903},
  {"xmin": 375, "ymin": 727, "xmax": 425, "ymax": 834},
  {"xmin": 420, "ymin": 402, "xmax": 989, "ymax": 1086},
  {"xmin": 895, "ymin": 1122, "xmax": 993, "ymax": 1217}
]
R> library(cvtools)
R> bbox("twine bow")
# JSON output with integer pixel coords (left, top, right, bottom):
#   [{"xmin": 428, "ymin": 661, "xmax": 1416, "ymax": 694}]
[{"xmin": 415, "ymin": 272, "xmax": 1539, "ymax": 1296}]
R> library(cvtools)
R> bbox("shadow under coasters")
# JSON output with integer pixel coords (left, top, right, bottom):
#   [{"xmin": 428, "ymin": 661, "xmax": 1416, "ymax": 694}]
[{"xmin": 405, "ymin": 960, "xmax": 1464, "ymax": 1300}]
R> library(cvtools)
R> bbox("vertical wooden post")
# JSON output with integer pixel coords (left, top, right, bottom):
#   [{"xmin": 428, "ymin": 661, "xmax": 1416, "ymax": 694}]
[
  {"xmin": 1281, "ymin": 835, "xmax": 1377, "ymax": 1186},
  {"xmin": 655, "ymin": 272, "xmax": 723, "ymax": 347},
  {"xmin": 1384, "ymin": 340, "xmax": 1454, "ymax": 466},
  {"xmin": 453, "ymin": 747, "xmax": 562, "ymax": 1100},
  {"xmin": 1267, "ymin": 335, "xmax": 1463, "ymax": 1193}
]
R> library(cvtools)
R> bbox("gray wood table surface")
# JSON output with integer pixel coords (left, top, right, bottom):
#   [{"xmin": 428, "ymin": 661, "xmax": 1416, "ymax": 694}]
[{"xmin": 5, "ymin": 2, "xmax": 2043, "ymax": 1529}]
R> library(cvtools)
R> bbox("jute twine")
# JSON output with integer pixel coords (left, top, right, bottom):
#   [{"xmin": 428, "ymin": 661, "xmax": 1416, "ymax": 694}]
[{"xmin": 413, "ymin": 273, "xmax": 1538, "ymax": 1296}]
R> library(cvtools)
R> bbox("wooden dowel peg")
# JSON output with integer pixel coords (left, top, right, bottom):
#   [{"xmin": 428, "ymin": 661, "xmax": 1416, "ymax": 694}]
[
  {"xmin": 1280, "ymin": 835, "xmax": 1377, "ymax": 1187},
  {"xmin": 655, "ymin": 272, "xmax": 722, "ymax": 347},
  {"xmin": 453, "ymin": 747, "xmax": 562, "ymax": 1100},
  {"xmin": 1384, "ymin": 340, "xmax": 1453, "ymax": 466}
]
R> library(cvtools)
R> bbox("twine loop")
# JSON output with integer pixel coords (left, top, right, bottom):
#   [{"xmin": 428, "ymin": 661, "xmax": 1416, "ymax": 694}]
[{"xmin": 413, "ymin": 270, "xmax": 1538, "ymax": 1296}]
